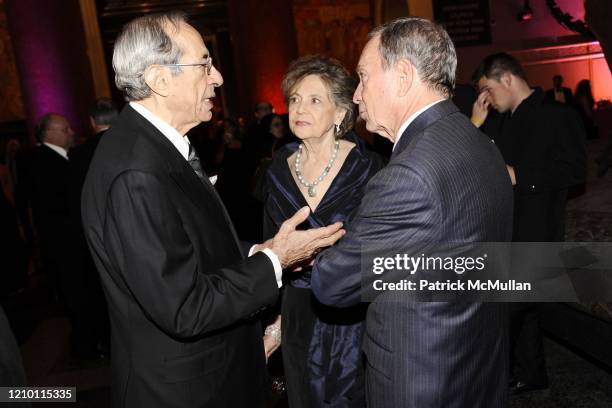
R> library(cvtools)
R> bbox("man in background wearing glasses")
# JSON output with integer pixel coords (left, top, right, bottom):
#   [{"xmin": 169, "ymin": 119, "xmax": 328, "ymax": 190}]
[{"xmin": 81, "ymin": 12, "xmax": 344, "ymax": 408}]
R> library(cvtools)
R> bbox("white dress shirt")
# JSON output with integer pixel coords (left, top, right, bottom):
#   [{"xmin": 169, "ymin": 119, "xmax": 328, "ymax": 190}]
[
  {"xmin": 130, "ymin": 102, "xmax": 283, "ymax": 287},
  {"xmin": 393, "ymin": 99, "xmax": 445, "ymax": 151},
  {"xmin": 43, "ymin": 142, "xmax": 68, "ymax": 160}
]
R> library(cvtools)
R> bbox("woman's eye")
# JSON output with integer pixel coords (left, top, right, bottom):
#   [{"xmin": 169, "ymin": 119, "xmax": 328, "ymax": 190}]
[{"xmin": 312, "ymin": 98, "xmax": 320, "ymax": 104}]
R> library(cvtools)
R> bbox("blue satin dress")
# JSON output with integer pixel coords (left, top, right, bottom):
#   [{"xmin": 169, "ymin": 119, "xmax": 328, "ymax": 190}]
[{"xmin": 263, "ymin": 133, "xmax": 383, "ymax": 407}]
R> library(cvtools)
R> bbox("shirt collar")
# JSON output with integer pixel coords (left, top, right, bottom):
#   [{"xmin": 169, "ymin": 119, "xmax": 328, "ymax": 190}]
[
  {"xmin": 130, "ymin": 102, "xmax": 190, "ymax": 160},
  {"xmin": 43, "ymin": 142, "xmax": 68, "ymax": 160},
  {"xmin": 393, "ymin": 99, "xmax": 445, "ymax": 151}
]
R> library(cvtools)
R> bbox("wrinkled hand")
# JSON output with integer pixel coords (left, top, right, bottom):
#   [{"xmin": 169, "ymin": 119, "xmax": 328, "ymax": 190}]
[
  {"xmin": 256, "ymin": 207, "xmax": 345, "ymax": 269},
  {"xmin": 291, "ymin": 257, "xmax": 316, "ymax": 273},
  {"xmin": 471, "ymin": 91, "xmax": 490, "ymax": 127}
]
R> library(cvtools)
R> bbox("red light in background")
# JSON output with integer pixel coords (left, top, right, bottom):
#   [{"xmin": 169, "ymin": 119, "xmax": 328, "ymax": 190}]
[{"xmin": 517, "ymin": 41, "xmax": 612, "ymax": 103}]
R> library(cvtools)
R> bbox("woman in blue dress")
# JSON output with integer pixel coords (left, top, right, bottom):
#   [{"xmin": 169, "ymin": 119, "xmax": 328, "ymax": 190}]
[{"xmin": 262, "ymin": 55, "xmax": 383, "ymax": 408}]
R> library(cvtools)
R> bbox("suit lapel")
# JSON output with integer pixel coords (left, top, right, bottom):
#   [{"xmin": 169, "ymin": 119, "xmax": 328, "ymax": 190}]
[
  {"xmin": 171, "ymin": 167, "xmax": 244, "ymax": 257},
  {"xmin": 124, "ymin": 106, "xmax": 244, "ymax": 256},
  {"xmin": 391, "ymin": 100, "xmax": 459, "ymax": 160}
]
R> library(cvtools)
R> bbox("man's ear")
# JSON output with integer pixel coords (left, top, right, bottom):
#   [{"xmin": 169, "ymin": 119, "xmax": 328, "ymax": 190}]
[
  {"xmin": 501, "ymin": 72, "xmax": 513, "ymax": 88},
  {"xmin": 395, "ymin": 58, "xmax": 414, "ymax": 97},
  {"xmin": 143, "ymin": 65, "xmax": 170, "ymax": 97}
]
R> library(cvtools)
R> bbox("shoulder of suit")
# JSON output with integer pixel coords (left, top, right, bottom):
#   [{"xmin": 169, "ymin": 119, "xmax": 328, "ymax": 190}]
[
  {"xmin": 88, "ymin": 124, "xmax": 168, "ymax": 183},
  {"xmin": 396, "ymin": 114, "xmax": 491, "ymax": 168}
]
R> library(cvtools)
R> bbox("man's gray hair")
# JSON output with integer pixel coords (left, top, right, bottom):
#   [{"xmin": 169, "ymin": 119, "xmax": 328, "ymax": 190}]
[
  {"xmin": 112, "ymin": 12, "xmax": 187, "ymax": 101},
  {"xmin": 370, "ymin": 17, "xmax": 456, "ymax": 97}
]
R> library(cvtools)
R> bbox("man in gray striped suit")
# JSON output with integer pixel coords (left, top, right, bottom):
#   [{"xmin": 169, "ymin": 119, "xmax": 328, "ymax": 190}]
[{"xmin": 311, "ymin": 18, "xmax": 513, "ymax": 407}]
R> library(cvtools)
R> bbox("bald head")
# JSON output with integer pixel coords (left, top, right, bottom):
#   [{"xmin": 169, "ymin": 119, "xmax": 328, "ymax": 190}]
[{"xmin": 36, "ymin": 113, "xmax": 74, "ymax": 149}]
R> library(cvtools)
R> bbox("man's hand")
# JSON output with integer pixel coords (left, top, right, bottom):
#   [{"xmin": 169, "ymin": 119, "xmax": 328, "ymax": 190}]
[
  {"xmin": 471, "ymin": 91, "xmax": 490, "ymax": 127},
  {"xmin": 254, "ymin": 207, "xmax": 345, "ymax": 269}
]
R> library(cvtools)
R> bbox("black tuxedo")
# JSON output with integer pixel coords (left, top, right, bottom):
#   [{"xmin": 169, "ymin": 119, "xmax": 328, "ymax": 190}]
[
  {"xmin": 26, "ymin": 144, "xmax": 70, "ymax": 245},
  {"xmin": 545, "ymin": 87, "xmax": 574, "ymax": 105},
  {"xmin": 25, "ymin": 143, "xmax": 106, "ymax": 358},
  {"xmin": 81, "ymin": 105, "xmax": 279, "ymax": 407},
  {"xmin": 23, "ymin": 144, "xmax": 71, "ymax": 298}
]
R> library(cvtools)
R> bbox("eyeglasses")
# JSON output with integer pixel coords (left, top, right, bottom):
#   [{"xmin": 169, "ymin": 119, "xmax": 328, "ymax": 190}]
[{"xmin": 160, "ymin": 56, "xmax": 212, "ymax": 75}]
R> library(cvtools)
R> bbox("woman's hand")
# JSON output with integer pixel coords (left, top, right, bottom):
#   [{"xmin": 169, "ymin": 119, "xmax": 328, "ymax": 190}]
[
  {"xmin": 263, "ymin": 316, "xmax": 282, "ymax": 362},
  {"xmin": 263, "ymin": 334, "xmax": 281, "ymax": 361}
]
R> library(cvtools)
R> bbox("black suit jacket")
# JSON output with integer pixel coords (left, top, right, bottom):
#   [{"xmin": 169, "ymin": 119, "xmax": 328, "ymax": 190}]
[
  {"xmin": 313, "ymin": 100, "xmax": 513, "ymax": 407},
  {"xmin": 81, "ymin": 105, "xmax": 278, "ymax": 407},
  {"xmin": 68, "ymin": 131, "xmax": 104, "ymax": 228},
  {"xmin": 24, "ymin": 144, "xmax": 70, "ymax": 247},
  {"xmin": 68, "ymin": 132, "xmax": 105, "ymax": 260},
  {"xmin": 485, "ymin": 88, "xmax": 586, "ymax": 241},
  {"xmin": 545, "ymin": 87, "xmax": 574, "ymax": 105}
]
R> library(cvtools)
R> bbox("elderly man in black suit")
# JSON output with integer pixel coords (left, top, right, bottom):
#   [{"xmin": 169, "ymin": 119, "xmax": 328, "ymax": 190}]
[
  {"xmin": 26, "ymin": 114, "xmax": 73, "ymax": 298},
  {"xmin": 81, "ymin": 12, "xmax": 344, "ymax": 408},
  {"xmin": 28, "ymin": 113, "xmax": 107, "ymax": 360},
  {"xmin": 311, "ymin": 18, "xmax": 513, "ymax": 407}
]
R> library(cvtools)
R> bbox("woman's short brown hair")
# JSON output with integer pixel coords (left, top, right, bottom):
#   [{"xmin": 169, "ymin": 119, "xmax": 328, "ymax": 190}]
[{"xmin": 281, "ymin": 55, "xmax": 357, "ymax": 138}]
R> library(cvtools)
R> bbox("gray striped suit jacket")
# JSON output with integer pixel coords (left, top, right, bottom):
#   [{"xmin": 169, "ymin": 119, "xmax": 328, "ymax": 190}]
[{"xmin": 312, "ymin": 100, "xmax": 513, "ymax": 407}]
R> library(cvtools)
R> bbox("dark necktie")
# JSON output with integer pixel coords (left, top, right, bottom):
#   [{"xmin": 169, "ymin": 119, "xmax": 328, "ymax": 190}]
[
  {"xmin": 188, "ymin": 144, "xmax": 206, "ymax": 182},
  {"xmin": 187, "ymin": 143, "xmax": 243, "ymax": 254}
]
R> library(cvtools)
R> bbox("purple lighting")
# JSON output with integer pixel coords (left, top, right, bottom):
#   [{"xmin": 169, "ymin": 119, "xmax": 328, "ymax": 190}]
[{"xmin": 4, "ymin": 0, "xmax": 95, "ymax": 142}]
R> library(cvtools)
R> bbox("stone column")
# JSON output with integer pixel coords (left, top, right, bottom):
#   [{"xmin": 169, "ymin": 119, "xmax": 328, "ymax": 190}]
[{"xmin": 5, "ymin": 0, "xmax": 96, "ymax": 142}]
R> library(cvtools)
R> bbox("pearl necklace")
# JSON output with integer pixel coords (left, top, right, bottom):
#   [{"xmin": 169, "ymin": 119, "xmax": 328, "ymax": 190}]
[{"xmin": 294, "ymin": 140, "xmax": 340, "ymax": 197}]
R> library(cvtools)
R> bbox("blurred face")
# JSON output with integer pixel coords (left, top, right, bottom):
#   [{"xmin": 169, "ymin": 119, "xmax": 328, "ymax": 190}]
[
  {"xmin": 255, "ymin": 103, "xmax": 273, "ymax": 121},
  {"xmin": 270, "ymin": 116, "xmax": 284, "ymax": 139},
  {"xmin": 287, "ymin": 75, "xmax": 345, "ymax": 141},
  {"xmin": 166, "ymin": 23, "xmax": 223, "ymax": 130},
  {"xmin": 353, "ymin": 37, "xmax": 396, "ymax": 139},
  {"xmin": 477, "ymin": 75, "xmax": 514, "ymax": 113},
  {"xmin": 45, "ymin": 115, "xmax": 74, "ymax": 149}
]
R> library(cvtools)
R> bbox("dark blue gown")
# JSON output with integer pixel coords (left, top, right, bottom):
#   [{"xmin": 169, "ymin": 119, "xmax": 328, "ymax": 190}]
[{"xmin": 263, "ymin": 133, "xmax": 383, "ymax": 407}]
